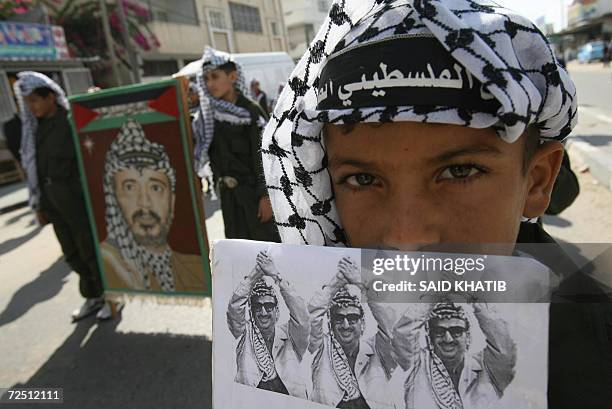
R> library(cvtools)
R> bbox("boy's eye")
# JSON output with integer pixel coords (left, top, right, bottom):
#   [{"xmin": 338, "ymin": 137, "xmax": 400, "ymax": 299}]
[
  {"xmin": 439, "ymin": 164, "xmax": 483, "ymax": 181},
  {"xmin": 346, "ymin": 173, "xmax": 378, "ymax": 187}
]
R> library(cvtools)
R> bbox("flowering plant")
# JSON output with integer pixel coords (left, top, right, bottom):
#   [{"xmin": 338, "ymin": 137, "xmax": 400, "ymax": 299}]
[
  {"xmin": 40, "ymin": 0, "xmax": 160, "ymax": 85},
  {"xmin": 42, "ymin": 0, "xmax": 159, "ymax": 54}
]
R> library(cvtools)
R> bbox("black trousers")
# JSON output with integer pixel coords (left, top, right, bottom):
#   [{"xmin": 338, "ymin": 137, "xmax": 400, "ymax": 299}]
[
  {"xmin": 219, "ymin": 183, "xmax": 280, "ymax": 242},
  {"xmin": 40, "ymin": 180, "xmax": 103, "ymax": 299}
]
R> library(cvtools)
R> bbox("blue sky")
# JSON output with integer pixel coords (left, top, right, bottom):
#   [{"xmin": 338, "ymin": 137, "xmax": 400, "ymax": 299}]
[{"xmin": 494, "ymin": 0, "xmax": 572, "ymax": 31}]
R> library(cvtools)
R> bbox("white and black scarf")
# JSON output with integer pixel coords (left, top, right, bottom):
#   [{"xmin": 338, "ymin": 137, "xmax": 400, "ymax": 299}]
[
  {"xmin": 104, "ymin": 119, "xmax": 177, "ymax": 292},
  {"xmin": 261, "ymin": 0, "xmax": 578, "ymax": 246},
  {"xmin": 423, "ymin": 303, "xmax": 471, "ymax": 409},
  {"xmin": 248, "ymin": 278, "xmax": 280, "ymax": 382},
  {"xmin": 328, "ymin": 287, "xmax": 365, "ymax": 402}
]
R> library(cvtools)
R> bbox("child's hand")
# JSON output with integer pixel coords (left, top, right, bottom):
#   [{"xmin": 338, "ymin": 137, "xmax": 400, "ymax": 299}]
[{"xmin": 257, "ymin": 196, "xmax": 273, "ymax": 223}]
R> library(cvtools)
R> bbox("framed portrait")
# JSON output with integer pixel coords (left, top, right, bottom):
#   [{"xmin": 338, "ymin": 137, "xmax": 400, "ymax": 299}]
[{"xmin": 68, "ymin": 78, "xmax": 210, "ymax": 297}]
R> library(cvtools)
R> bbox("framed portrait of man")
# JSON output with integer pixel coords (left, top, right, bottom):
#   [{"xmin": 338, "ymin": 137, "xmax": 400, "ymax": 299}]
[{"xmin": 68, "ymin": 78, "xmax": 210, "ymax": 296}]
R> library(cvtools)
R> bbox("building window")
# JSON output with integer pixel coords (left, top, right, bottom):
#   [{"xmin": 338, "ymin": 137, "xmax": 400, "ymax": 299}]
[
  {"xmin": 317, "ymin": 0, "xmax": 330, "ymax": 13},
  {"xmin": 270, "ymin": 21, "xmax": 279, "ymax": 36},
  {"xmin": 209, "ymin": 10, "xmax": 227, "ymax": 29},
  {"xmin": 142, "ymin": 60, "xmax": 179, "ymax": 77},
  {"xmin": 229, "ymin": 2, "xmax": 263, "ymax": 33},
  {"xmin": 149, "ymin": 0, "xmax": 199, "ymax": 26}
]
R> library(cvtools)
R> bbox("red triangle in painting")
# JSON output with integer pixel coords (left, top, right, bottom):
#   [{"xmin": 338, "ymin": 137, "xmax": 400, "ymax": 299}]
[
  {"xmin": 148, "ymin": 86, "xmax": 179, "ymax": 118},
  {"xmin": 72, "ymin": 103, "xmax": 99, "ymax": 130}
]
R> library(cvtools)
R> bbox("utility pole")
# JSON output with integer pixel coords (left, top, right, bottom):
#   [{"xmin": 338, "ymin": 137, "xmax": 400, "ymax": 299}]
[
  {"xmin": 116, "ymin": 0, "xmax": 141, "ymax": 84},
  {"xmin": 99, "ymin": 0, "xmax": 122, "ymax": 86}
]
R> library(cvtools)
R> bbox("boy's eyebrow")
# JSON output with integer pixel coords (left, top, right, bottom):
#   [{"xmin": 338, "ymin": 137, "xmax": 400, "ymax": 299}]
[
  {"xmin": 327, "ymin": 156, "xmax": 379, "ymax": 170},
  {"xmin": 327, "ymin": 144, "xmax": 503, "ymax": 169},
  {"xmin": 428, "ymin": 144, "xmax": 503, "ymax": 164}
]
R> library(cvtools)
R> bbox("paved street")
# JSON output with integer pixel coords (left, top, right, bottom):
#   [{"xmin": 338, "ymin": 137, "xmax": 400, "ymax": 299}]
[
  {"xmin": 0, "ymin": 196, "xmax": 221, "ymax": 409},
  {"xmin": 565, "ymin": 62, "xmax": 612, "ymax": 191},
  {"xmin": 1, "ymin": 63, "xmax": 612, "ymax": 409},
  {"xmin": 540, "ymin": 62, "xmax": 612, "ymax": 243}
]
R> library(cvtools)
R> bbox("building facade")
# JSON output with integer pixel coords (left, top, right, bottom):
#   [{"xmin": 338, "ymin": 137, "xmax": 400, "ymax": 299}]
[
  {"xmin": 567, "ymin": 0, "xmax": 612, "ymax": 28},
  {"xmin": 141, "ymin": 0, "xmax": 288, "ymax": 77},
  {"xmin": 556, "ymin": 0, "xmax": 612, "ymax": 60},
  {"xmin": 280, "ymin": 0, "xmax": 330, "ymax": 60}
]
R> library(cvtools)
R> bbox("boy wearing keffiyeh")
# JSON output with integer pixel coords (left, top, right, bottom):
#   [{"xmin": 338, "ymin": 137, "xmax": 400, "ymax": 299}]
[
  {"xmin": 262, "ymin": 1, "xmax": 611, "ymax": 408},
  {"xmin": 14, "ymin": 72, "xmax": 105, "ymax": 321},
  {"xmin": 193, "ymin": 47, "xmax": 279, "ymax": 242}
]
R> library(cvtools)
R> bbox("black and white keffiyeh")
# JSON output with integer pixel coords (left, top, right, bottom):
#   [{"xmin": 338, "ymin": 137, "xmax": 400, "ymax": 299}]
[
  {"xmin": 192, "ymin": 47, "xmax": 253, "ymax": 173},
  {"xmin": 104, "ymin": 119, "xmax": 177, "ymax": 292},
  {"xmin": 327, "ymin": 287, "xmax": 365, "ymax": 402},
  {"xmin": 248, "ymin": 278, "xmax": 280, "ymax": 382},
  {"xmin": 13, "ymin": 71, "xmax": 70, "ymax": 209},
  {"xmin": 261, "ymin": 0, "xmax": 578, "ymax": 246},
  {"xmin": 417, "ymin": 303, "xmax": 471, "ymax": 409}
]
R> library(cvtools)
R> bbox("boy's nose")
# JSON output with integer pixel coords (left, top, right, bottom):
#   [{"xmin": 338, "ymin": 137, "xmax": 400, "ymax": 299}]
[{"xmin": 379, "ymin": 189, "xmax": 441, "ymax": 251}]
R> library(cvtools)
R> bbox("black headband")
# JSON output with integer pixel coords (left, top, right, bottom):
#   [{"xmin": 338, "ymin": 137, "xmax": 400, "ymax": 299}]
[{"xmin": 316, "ymin": 36, "xmax": 501, "ymax": 114}]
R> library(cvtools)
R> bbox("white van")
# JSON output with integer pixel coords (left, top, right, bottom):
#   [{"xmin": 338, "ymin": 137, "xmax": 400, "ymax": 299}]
[{"xmin": 174, "ymin": 52, "xmax": 295, "ymax": 101}]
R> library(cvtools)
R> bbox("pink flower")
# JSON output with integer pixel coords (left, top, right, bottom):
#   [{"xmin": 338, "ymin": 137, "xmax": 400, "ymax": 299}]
[
  {"xmin": 13, "ymin": 6, "xmax": 28, "ymax": 14},
  {"xmin": 109, "ymin": 12, "xmax": 121, "ymax": 31},
  {"xmin": 133, "ymin": 31, "xmax": 150, "ymax": 51}
]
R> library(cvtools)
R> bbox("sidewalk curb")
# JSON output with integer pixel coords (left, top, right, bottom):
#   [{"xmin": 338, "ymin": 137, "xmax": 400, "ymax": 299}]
[{"xmin": 568, "ymin": 138, "xmax": 612, "ymax": 190}]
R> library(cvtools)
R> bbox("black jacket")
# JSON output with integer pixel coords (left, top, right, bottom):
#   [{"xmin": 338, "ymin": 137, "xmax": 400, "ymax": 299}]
[
  {"xmin": 3, "ymin": 113, "xmax": 22, "ymax": 163},
  {"xmin": 517, "ymin": 223, "xmax": 612, "ymax": 409},
  {"xmin": 35, "ymin": 106, "xmax": 79, "ymax": 186},
  {"xmin": 208, "ymin": 94, "xmax": 268, "ymax": 199}
]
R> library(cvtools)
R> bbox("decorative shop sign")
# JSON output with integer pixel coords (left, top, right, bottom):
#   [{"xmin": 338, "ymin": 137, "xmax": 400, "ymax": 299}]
[{"xmin": 0, "ymin": 22, "xmax": 69, "ymax": 60}]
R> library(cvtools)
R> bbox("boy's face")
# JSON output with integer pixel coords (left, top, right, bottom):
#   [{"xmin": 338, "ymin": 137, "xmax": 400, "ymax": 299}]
[
  {"xmin": 204, "ymin": 68, "xmax": 237, "ymax": 101},
  {"xmin": 325, "ymin": 122, "xmax": 563, "ymax": 251},
  {"xmin": 24, "ymin": 92, "xmax": 56, "ymax": 119}
]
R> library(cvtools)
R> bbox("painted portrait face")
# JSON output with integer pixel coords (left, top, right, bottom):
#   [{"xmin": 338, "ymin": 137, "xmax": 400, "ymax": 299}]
[
  {"xmin": 114, "ymin": 167, "xmax": 175, "ymax": 247},
  {"xmin": 251, "ymin": 294, "xmax": 278, "ymax": 333},
  {"xmin": 330, "ymin": 305, "xmax": 364, "ymax": 347},
  {"xmin": 429, "ymin": 317, "xmax": 469, "ymax": 363},
  {"xmin": 204, "ymin": 68, "xmax": 237, "ymax": 101},
  {"xmin": 325, "ymin": 121, "xmax": 563, "ymax": 251}
]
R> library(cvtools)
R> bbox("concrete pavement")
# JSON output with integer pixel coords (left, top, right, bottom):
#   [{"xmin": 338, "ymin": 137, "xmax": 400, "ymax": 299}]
[
  {"xmin": 0, "ymin": 181, "xmax": 28, "ymax": 214},
  {"xmin": 0, "ymin": 195, "xmax": 219, "ymax": 409}
]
